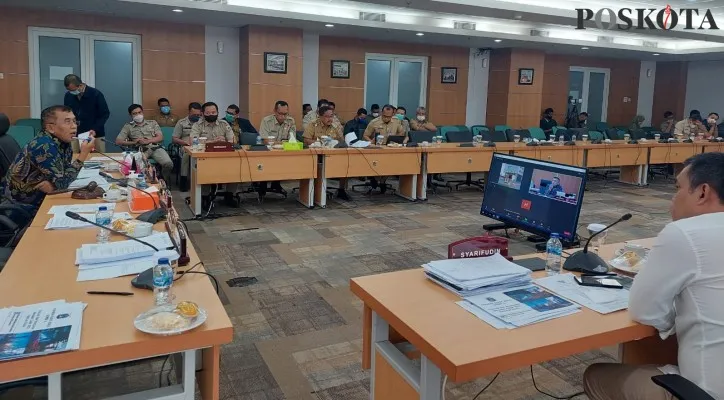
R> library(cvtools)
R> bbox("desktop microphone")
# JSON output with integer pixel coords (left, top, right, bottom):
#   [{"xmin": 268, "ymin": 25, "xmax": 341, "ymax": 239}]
[
  {"xmin": 98, "ymin": 174, "xmax": 165, "ymax": 224},
  {"xmin": 562, "ymin": 213, "xmax": 632, "ymax": 273}
]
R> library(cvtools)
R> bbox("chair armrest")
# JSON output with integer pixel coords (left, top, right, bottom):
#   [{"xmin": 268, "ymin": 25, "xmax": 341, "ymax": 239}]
[
  {"xmin": 651, "ymin": 375, "xmax": 715, "ymax": 400},
  {"xmin": 0, "ymin": 203, "xmax": 32, "ymax": 221}
]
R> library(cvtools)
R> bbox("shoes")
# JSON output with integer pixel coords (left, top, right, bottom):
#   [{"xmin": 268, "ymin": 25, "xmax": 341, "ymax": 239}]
[
  {"xmin": 224, "ymin": 193, "xmax": 240, "ymax": 208},
  {"xmin": 380, "ymin": 184, "xmax": 388, "ymax": 194},
  {"xmin": 369, "ymin": 178, "xmax": 379, "ymax": 189},
  {"xmin": 337, "ymin": 189, "xmax": 351, "ymax": 201}
]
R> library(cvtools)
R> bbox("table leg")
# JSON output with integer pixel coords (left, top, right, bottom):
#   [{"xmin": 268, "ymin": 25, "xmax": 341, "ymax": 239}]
[
  {"xmin": 314, "ymin": 155, "xmax": 327, "ymax": 208},
  {"xmin": 620, "ymin": 335, "xmax": 678, "ymax": 366},
  {"xmin": 362, "ymin": 305, "xmax": 372, "ymax": 370},
  {"xmin": 619, "ymin": 166, "xmax": 643, "ymax": 185},
  {"xmin": 297, "ymin": 179, "xmax": 314, "ymax": 208},
  {"xmin": 397, "ymin": 175, "xmax": 417, "ymax": 201},
  {"xmin": 197, "ymin": 345, "xmax": 221, "ymax": 400},
  {"xmin": 48, "ymin": 373, "xmax": 61, "ymax": 400},
  {"xmin": 191, "ymin": 158, "xmax": 201, "ymax": 216},
  {"xmin": 417, "ymin": 154, "xmax": 428, "ymax": 201}
]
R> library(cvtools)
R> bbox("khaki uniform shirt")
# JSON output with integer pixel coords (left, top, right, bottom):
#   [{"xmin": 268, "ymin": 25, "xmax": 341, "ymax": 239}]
[
  {"xmin": 172, "ymin": 116, "xmax": 195, "ymax": 143},
  {"xmin": 362, "ymin": 117, "xmax": 406, "ymax": 141},
  {"xmin": 674, "ymin": 119, "xmax": 708, "ymax": 138},
  {"xmin": 259, "ymin": 115, "xmax": 296, "ymax": 140},
  {"xmin": 152, "ymin": 113, "xmax": 179, "ymax": 127},
  {"xmin": 190, "ymin": 119, "xmax": 234, "ymax": 143},
  {"xmin": 117, "ymin": 120, "xmax": 162, "ymax": 148},
  {"xmin": 410, "ymin": 119, "xmax": 437, "ymax": 132},
  {"xmin": 302, "ymin": 110, "xmax": 341, "ymax": 129},
  {"xmin": 303, "ymin": 120, "xmax": 343, "ymax": 142}
]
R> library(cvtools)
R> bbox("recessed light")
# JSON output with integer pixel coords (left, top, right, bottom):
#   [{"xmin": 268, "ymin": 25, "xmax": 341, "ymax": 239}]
[
  {"xmin": 581, "ymin": 47, "xmax": 589, "ymax": 50},
  {"xmin": 653, "ymin": 53, "xmax": 660, "ymax": 56},
  {"xmin": 494, "ymin": 39, "xmax": 502, "ymax": 43},
  {"xmin": 416, "ymin": 32, "xmax": 424, "ymax": 36},
  {"xmin": 172, "ymin": 8, "xmax": 183, "ymax": 12},
  {"xmin": 325, "ymin": 24, "xmax": 334, "ymax": 27}
]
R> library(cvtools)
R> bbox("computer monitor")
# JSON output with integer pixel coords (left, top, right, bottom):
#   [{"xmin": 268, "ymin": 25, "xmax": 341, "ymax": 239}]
[{"xmin": 480, "ymin": 153, "xmax": 587, "ymax": 243}]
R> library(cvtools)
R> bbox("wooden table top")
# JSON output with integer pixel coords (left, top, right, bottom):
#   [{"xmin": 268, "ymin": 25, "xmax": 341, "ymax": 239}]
[
  {"xmin": 350, "ymin": 238, "xmax": 656, "ymax": 382},
  {"xmin": 0, "ymin": 184, "xmax": 233, "ymax": 382}
]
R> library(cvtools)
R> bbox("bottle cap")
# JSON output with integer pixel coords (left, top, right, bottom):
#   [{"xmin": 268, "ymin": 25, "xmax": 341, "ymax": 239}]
[
  {"xmin": 550, "ymin": 233, "xmax": 559, "ymax": 238},
  {"xmin": 99, "ymin": 206, "xmax": 107, "ymax": 211},
  {"xmin": 158, "ymin": 257, "xmax": 169, "ymax": 264}
]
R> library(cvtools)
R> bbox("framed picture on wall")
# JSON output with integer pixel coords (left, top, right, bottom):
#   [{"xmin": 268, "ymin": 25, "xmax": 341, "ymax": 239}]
[
  {"xmin": 264, "ymin": 52, "xmax": 288, "ymax": 74},
  {"xmin": 518, "ymin": 68, "xmax": 534, "ymax": 85},
  {"xmin": 441, "ymin": 67, "xmax": 457, "ymax": 84},
  {"xmin": 331, "ymin": 60, "xmax": 350, "ymax": 79}
]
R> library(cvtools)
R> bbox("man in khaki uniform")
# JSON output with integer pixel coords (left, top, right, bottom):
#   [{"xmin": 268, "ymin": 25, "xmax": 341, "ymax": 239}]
[
  {"xmin": 115, "ymin": 104, "xmax": 174, "ymax": 180},
  {"xmin": 152, "ymin": 97, "xmax": 179, "ymax": 127},
  {"xmin": 172, "ymin": 102, "xmax": 202, "ymax": 188},
  {"xmin": 259, "ymin": 100, "xmax": 296, "ymax": 141},
  {"xmin": 303, "ymin": 106, "xmax": 350, "ymax": 200},
  {"xmin": 302, "ymin": 98, "xmax": 341, "ymax": 130},
  {"xmin": 410, "ymin": 106, "xmax": 437, "ymax": 132},
  {"xmin": 363, "ymin": 104, "xmax": 407, "ymax": 144}
]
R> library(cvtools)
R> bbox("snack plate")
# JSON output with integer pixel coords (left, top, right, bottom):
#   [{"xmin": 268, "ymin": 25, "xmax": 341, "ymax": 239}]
[
  {"xmin": 611, "ymin": 264, "xmax": 639, "ymax": 275},
  {"xmin": 134, "ymin": 304, "xmax": 208, "ymax": 336}
]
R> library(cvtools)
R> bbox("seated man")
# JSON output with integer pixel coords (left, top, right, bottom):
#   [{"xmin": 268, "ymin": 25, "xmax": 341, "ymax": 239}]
[
  {"xmin": 660, "ymin": 111, "xmax": 675, "ymax": 135},
  {"xmin": 395, "ymin": 106, "xmax": 411, "ymax": 134},
  {"xmin": 225, "ymin": 104, "xmax": 257, "ymax": 143},
  {"xmin": 172, "ymin": 102, "xmax": 203, "ymax": 190},
  {"xmin": 705, "ymin": 112, "xmax": 719, "ymax": 139},
  {"xmin": 366, "ymin": 104, "xmax": 380, "ymax": 125},
  {"xmin": 343, "ymin": 108, "xmax": 368, "ymax": 138},
  {"xmin": 583, "ymin": 152, "xmax": 724, "ymax": 400},
  {"xmin": 259, "ymin": 100, "xmax": 296, "ymax": 142},
  {"xmin": 363, "ymin": 104, "xmax": 407, "ymax": 144},
  {"xmin": 303, "ymin": 99, "xmax": 329, "ymax": 130},
  {"xmin": 675, "ymin": 110, "xmax": 708, "ymax": 139},
  {"xmin": 116, "ymin": 104, "xmax": 174, "ymax": 181},
  {"xmin": 410, "ymin": 106, "xmax": 437, "ymax": 132},
  {"xmin": 303, "ymin": 106, "xmax": 350, "ymax": 201},
  {"xmin": 539, "ymin": 108, "xmax": 557, "ymax": 139},
  {"xmin": 544, "ymin": 177, "xmax": 563, "ymax": 197},
  {"xmin": 576, "ymin": 112, "xmax": 588, "ymax": 128},
  {"xmin": 0, "ymin": 105, "xmax": 94, "ymax": 215},
  {"xmin": 152, "ymin": 97, "xmax": 179, "ymax": 127}
]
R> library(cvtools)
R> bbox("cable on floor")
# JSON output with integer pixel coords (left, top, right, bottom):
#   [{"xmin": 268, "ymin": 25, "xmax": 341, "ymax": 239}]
[
  {"xmin": 159, "ymin": 355, "xmax": 171, "ymax": 387},
  {"xmin": 471, "ymin": 372, "xmax": 500, "ymax": 399},
  {"xmin": 530, "ymin": 365, "xmax": 585, "ymax": 399},
  {"xmin": 177, "ymin": 271, "xmax": 219, "ymax": 294}
]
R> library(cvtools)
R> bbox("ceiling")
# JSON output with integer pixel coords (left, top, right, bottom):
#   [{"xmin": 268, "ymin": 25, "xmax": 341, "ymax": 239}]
[{"xmin": 6, "ymin": 0, "xmax": 724, "ymax": 60}]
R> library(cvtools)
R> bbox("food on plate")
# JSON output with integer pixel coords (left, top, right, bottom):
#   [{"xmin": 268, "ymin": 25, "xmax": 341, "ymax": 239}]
[
  {"xmin": 175, "ymin": 301, "xmax": 199, "ymax": 318},
  {"xmin": 146, "ymin": 311, "xmax": 189, "ymax": 331}
]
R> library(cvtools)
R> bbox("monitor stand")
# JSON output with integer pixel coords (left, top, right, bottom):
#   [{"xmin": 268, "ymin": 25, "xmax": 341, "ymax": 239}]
[
  {"xmin": 483, "ymin": 223, "xmax": 515, "ymax": 238},
  {"xmin": 535, "ymin": 238, "xmax": 580, "ymax": 252}
]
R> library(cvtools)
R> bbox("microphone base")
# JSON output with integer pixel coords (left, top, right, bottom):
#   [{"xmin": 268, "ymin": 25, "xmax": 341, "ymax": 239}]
[
  {"xmin": 562, "ymin": 250, "xmax": 610, "ymax": 274},
  {"xmin": 137, "ymin": 209, "xmax": 166, "ymax": 224},
  {"xmin": 131, "ymin": 268, "xmax": 154, "ymax": 290}
]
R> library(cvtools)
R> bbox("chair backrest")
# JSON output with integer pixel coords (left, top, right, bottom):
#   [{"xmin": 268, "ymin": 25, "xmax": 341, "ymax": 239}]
[
  {"xmin": 452, "ymin": 125, "xmax": 469, "ymax": 132},
  {"xmin": 160, "ymin": 127, "xmax": 174, "ymax": 148},
  {"xmin": 641, "ymin": 126, "xmax": 655, "ymax": 133},
  {"xmin": 490, "ymin": 130, "xmax": 509, "ymax": 142},
  {"xmin": 296, "ymin": 130, "xmax": 305, "ymax": 142},
  {"xmin": 7, "ymin": 126, "xmax": 35, "ymax": 148},
  {"xmin": 438, "ymin": 125, "xmax": 464, "ymax": 139},
  {"xmin": 605, "ymin": 128, "xmax": 622, "ymax": 140},
  {"xmin": 240, "ymin": 131, "xmax": 259, "ymax": 146},
  {"xmin": 630, "ymin": 129, "xmax": 647, "ymax": 140},
  {"xmin": 470, "ymin": 125, "xmax": 490, "ymax": 136},
  {"xmin": 0, "ymin": 114, "xmax": 21, "ymax": 178},
  {"xmin": 594, "ymin": 122, "xmax": 609, "ymax": 132},
  {"xmin": 445, "ymin": 130, "xmax": 473, "ymax": 143},
  {"xmin": 14, "ymin": 118, "xmax": 42, "ymax": 135},
  {"xmin": 494, "ymin": 125, "xmax": 512, "ymax": 132},
  {"xmin": 506, "ymin": 129, "xmax": 531, "ymax": 142},
  {"xmin": 551, "ymin": 126, "xmax": 566, "ymax": 136},
  {"xmin": 408, "ymin": 131, "xmax": 435, "ymax": 143},
  {"xmin": 528, "ymin": 127, "xmax": 547, "ymax": 140},
  {"xmin": 588, "ymin": 130, "xmax": 604, "ymax": 140}
]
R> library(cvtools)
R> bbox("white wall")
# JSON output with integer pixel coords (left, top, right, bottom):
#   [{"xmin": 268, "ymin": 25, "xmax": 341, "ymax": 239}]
[
  {"xmin": 204, "ymin": 26, "xmax": 239, "ymax": 109},
  {"xmin": 465, "ymin": 48, "xmax": 489, "ymax": 126},
  {"xmin": 302, "ymin": 31, "xmax": 319, "ymax": 106},
  {"xmin": 636, "ymin": 61, "xmax": 655, "ymax": 125},
  {"xmin": 685, "ymin": 61, "xmax": 724, "ymax": 116}
]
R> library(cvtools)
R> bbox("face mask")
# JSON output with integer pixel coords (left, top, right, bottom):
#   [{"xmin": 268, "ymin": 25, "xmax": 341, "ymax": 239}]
[
  {"xmin": 132, "ymin": 114, "xmax": 144, "ymax": 123},
  {"xmin": 395, "ymin": 114, "xmax": 404, "ymax": 120},
  {"xmin": 372, "ymin": 112, "xmax": 379, "ymax": 118},
  {"xmin": 225, "ymin": 113, "xmax": 235, "ymax": 122},
  {"xmin": 160, "ymin": 106, "xmax": 171, "ymax": 115},
  {"xmin": 69, "ymin": 90, "xmax": 80, "ymax": 95},
  {"xmin": 709, "ymin": 118, "xmax": 717, "ymax": 124},
  {"xmin": 205, "ymin": 115, "xmax": 218, "ymax": 123},
  {"xmin": 416, "ymin": 115, "xmax": 426, "ymax": 121},
  {"xmin": 189, "ymin": 115, "xmax": 200, "ymax": 123}
]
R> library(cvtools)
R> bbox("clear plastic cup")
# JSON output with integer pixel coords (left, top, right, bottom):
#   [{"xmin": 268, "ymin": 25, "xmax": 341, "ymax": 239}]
[
  {"xmin": 624, "ymin": 133, "xmax": 631, "ymax": 142},
  {"xmin": 582, "ymin": 134, "xmax": 588, "ymax": 143},
  {"xmin": 435, "ymin": 136, "xmax": 442, "ymax": 146},
  {"xmin": 199, "ymin": 136, "xmax": 207, "ymax": 151},
  {"xmin": 654, "ymin": 133, "xmax": 661, "ymax": 141},
  {"xmin": 376, "ymin": 135, "xmax": 384, "ymax": 146},
  {"xmin": 513, "ymin": 134, "xmax": 520, "ymax": 143}
]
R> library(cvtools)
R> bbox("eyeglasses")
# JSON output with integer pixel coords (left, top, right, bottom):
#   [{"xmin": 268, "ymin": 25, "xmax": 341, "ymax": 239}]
[{"xmin": 50, "ymin": 118, "xmax": 77, "ymax": 126}]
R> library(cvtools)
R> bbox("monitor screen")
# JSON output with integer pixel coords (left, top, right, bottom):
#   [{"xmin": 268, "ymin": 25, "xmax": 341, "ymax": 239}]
[{"xmin": 480, "ymin": 153, "xmax": 587, "ymax": 242}]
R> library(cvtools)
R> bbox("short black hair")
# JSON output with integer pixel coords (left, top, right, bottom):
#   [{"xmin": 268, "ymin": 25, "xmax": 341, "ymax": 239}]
[
  {"xmin": 317, "ymin": 99, "xmax": 329, "ymax": 108},
  {"xmin": 396, "ymin": 106, "xmax": 407, "ymax": 114},
  {"xmin": 690, "ymin": 109, "xmax": 701, "ymax": 118},
  {"xmin": 157, "ymin": 98, "xmax": 170, "ymax": 106},
  {"xmin": 328, "ymin": 101, "xmax": 336, "ymax": 108},
  {"xmin": 202, "ymin": 102, "xmax": 218, "ymax": 112},
  {"xmin": 709, "ymin": 112, "xmax": 720, "ymax": 118},
  {"xmin": 580, "ymin": 112, "xmax": 588, "ymax": 117},
  {"xmin": 318, "ymin": 105, "xmax": 333, "ymax": 116},
  {"xmin": 128, "ymin": 104, "xmax": 143, "ymax": 114},
  {"xmin": 303, "ymin": 103, "xmax": 311, "ymax": 109},
  {"xmin": 189, "ymin": 102, "xmax": 202, "ymax": 111},
  {"xmin": 664, "ymin": 111, "xmax": 674, "ymax": 118},
  {"xmin": 544, "ymin": 108, "xmax": 554, "ymax": 114},
  {"xmin": 683, "ymin": 152, "xmax": 724, "ymax": 203},
  {"xmin": 41, "ymin": 105, "xmax": 73, "ymax": 131},
  {"xmin": 382, "ymin": 104, "xmax": 395, "ymax": 112},
  {"xmin": 370, "ymin": 104, "xmax": 380, "ymax": 111},
  {"xmin": 356, "ymin": 108, "xmax": 368, "ymax": 116},
  {"xmin": 227, "ymin": 104, "xmax": 240, "ymax": 114},
  {"xmin": 63, "ymin": 74, "xmax": 82, "ymax": 88},
  {"xmin": 275, "ymin": 100, "xmax": 289, "ymax": 110}
]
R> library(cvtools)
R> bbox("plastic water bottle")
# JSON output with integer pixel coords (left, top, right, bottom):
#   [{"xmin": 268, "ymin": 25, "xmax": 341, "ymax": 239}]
[
  {"xmin": 256, "ymin": 135, "xmax": 263, "ymax": 145},
  {"xmin": 558, "ymin": 135, "xmax": 565, "ymax": 146},
  {"xmin": 192, "ymin": 136, "xmax": 199, "ymax": 151},
  {"xmin": 95, "ymin": 206, "xmax": 112, "ymax": 244},
  {"xmin": 153, "ymin": 258, "xmax": 174, "ymax": 306},
  {"xmin": 136, "ymin": 173, "xmax": 148, "ymax": 189},
  {"xmin": 545, "ymin": 233, "xmax": 563, "ymax": 275}
]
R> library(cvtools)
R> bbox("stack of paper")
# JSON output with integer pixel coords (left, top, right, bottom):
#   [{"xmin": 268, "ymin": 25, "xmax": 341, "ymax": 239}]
[
  {"xmin": 458, "ymin": 285, "xmax": 581, "ymax": 329},
  {"xmin": 535, "ymin": 274, "xmax": 630, "ymax": 314},
  {"xmin": 75, "ymin": 232, "xmax": 178, "ymax": 282},
  {"xmin": 0, "ymin": 300, "xmax": 85, "ymax": 361},
  {"xmin": 45, "ymin": 212, "xmax": 132, "ymax": 230},
  {"xmin": 48, "ymin": 203, "xmax": 116, "ymax": 215},
  {"xmin": 423, "ymin": 254, "xmax": 532, "ymax": 297}
]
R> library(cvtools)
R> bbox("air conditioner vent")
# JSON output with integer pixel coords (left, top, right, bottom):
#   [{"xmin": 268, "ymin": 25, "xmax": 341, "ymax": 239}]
[
  {"xmin": 454, "ymin": 21, "xmax": 476, "ymax": 30},
  {"xmin": 530, "ymin": 29, "xmax": 549, "ymax": 37},
  {"xmin": 642, "ymin": 41, "xmax": 658, "ymax": 48},
  {"xmin": 359, "ymin": 12, "xmax": 386, "ymax": 22},
  {"xmin": 597, "ymin": 36, "xmax": 614, "ymax": 43}
]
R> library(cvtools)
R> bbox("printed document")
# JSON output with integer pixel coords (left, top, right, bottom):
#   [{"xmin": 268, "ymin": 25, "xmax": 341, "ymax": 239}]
[
  {"xmin": 48, "ymin": 203, "xmax": 116, "ymax": 215},
  {"xmin": 534, "ymin": 274, "xmax": 630, "ymax": 314},
  {"xmin": 45, "ymin": 212, "xmax": 132, "ymax": 230},
  {"xmin": 75, "ymin": 232, "xmax": 175, "ymax": 265}
]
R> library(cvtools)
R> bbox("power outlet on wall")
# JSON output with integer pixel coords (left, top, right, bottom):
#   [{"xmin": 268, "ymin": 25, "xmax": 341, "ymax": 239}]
[{"xmin": 0, "ymin": 73, "xmax": 4, "ymax": 79}]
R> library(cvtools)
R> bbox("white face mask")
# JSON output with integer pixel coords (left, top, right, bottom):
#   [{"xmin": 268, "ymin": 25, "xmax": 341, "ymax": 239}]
[
  {"xmin": 133, "ymin": 114, "xmax": 144, "ymax": 123},
  {"xmin": 372, "ymin": 112, "xmax": 379, "ymax": 118},
  {"xmin": 416, "ymin": 115, "xmax": 426, "ymax": 121}
]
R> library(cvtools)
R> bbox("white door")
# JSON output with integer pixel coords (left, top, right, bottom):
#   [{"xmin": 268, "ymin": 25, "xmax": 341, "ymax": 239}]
[
  {"xmin": 568, "ymin": 66, "xmax": 610, "ymax": 125},
  {"xmin": 364, "ymin": 54, "xmax": 428, "ymax": 113}
]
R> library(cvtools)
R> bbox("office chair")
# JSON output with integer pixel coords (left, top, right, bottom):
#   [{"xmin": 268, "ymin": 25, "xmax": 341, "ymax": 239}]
[
  {"xmin": 13, "ymin": 118, "xmax": 41, "ymax": 135},
  {"xmin": 528, "ymin": 127, "xmax": 547, "ymax": 141},
  {"xmin": 605, "ymin": 128, "xmax": 623, "ymax": 140},
  {"xmin": 489, "ymin": 129, "xmax": 509, "ymax": 142},
  {"xmin": 506, "ymin": 129, "xmax": 531, "ymax": 142},
  {"xmin": 630, "ymin": 129, "xmax": 647, "ymax": 140},
  {"xmin": 444, "ymin": 130, "xmax": 484, "ymax": 191},
  {"xmin": 407, "ymin": 131, "xmax": 449, "ymax": 194},
  {"xmin": 470, "ymin": 125, "xmax": 490, "ymax": 137},
  {"xmin": 652, "ymin": 375, "xmax": 715, "ymax": 400}
]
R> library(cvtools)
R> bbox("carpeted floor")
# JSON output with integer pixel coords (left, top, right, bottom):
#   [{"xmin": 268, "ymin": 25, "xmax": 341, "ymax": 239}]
[{"xmin": 13, "ymin": 172, "xmax": 677, "ymax": 400}]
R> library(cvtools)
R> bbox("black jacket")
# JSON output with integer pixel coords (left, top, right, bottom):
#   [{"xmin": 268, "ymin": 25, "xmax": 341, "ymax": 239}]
[{"xmin": 63, "ymin": 86, "xmax": 110, "ymax": 137}]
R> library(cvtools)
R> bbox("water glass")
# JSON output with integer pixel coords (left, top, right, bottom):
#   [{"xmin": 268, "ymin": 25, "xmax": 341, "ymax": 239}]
[
  {"xmin": 558, "ymin": 135, "xmax": 565, "ymax": 145},
  {"xmin": 199, "ymin": 136, "xmax": 207, "ymax": 151},
  {"xmin": 513, "ymin": 134, "xmax": 520, "ymax": 143},
  {"xmin": 267, "ymin": 136, "xmax": 276, "ymax": 148},
  {"xmin": 582, "ymin": 134, "xmax": 588, "ymax": 143},
  {"xmin": 376, "ymin": 135, "xmax": 384, "ymax": 146},
  {"xmin": 435, "ymin": 136, "xmax": 442, "ymax": 146},
  {"xmin": 473, "ymin": 135, "xmax": 482, "ymax": 146},
  {"xmin": 623, "ymin": 133, "xmax": 631, "ymax": 142},
  {"xmin": 654, "ymin": 133, "xmax": 661, "ymax": 141}
]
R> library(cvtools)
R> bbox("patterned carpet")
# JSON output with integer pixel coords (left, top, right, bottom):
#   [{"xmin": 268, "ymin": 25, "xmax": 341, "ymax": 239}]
[{"xmin": 10, "ymin": 172, "xmax": 677, "ymax": 400}]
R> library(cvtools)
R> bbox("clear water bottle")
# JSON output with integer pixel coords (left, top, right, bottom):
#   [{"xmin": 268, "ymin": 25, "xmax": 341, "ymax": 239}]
[
  {"xmin": 153, "ymin": 257, "xmax": 174, "ymax": 306},
  {"xmin": 558, "ymin": 135, "xmax": 565, "ymax": 146},
  {"xmin": 192, "ymin": 136, "xmax": 199, "ymax": 151},
  {"xmin": 256, "ymin": 135, "xmax": 263, "ymax": 145},
  {"xmin": 545, "ymin": 233, "xmax": 563, "ymax": 275},
  {"xmin": 136, "ymin": 173, "xmax": 148, "ymax": 189},
  {"xmin": 95, "ymin": 206, "xmax": 112, "ymax": 244}
]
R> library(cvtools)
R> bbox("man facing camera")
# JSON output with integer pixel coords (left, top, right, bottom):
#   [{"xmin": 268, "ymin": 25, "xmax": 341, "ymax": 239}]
[
  {"xmin": 63, "ymin": 74, "xmax": 109, "ymax": 152},
  {"xmin": 303, "ymin": 106, "xmax": 350, "ymax": 201},
  {"xmin": 116, "ymin": 104, "xmax": 174, "ymax": 181},
  {"xmin": 191, "ymin": 102, "xmax": 234, "ymax": 143},
  {"xmin": 583, "ymin": 152, "xmax": 724, "ymax": 400},
  {"xmin": 545, "ymin": 176, "xmax": 563, "ymax": 197},
  {"xmin": 0, "ymin": 106, "xmax": 94, "ymax": 214},
  {"xmin": 363, "ymin": 104, "xmax": 407, "ymax": 144}
]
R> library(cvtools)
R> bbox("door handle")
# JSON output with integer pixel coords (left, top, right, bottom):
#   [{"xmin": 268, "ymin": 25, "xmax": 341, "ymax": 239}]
[
  {"xmin": 467, "ymin": 158, "xmax": 472, "ymax": 164},
  {"xmin": 257, "ymin": 164, "xmax": 263, "ymax": 171},
  {"xmin": 372, "ymin": 161, "xmax": 378, "ymax": 167}
]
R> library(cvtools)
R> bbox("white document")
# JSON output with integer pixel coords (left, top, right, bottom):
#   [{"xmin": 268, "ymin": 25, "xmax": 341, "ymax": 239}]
[
  {"xmin": 76, "ymin": 249, "xmax": 180, "ymax": 281},
  {"xmin": 75, "ymin": 232, "xmax": 175, "ymax": 265},
  {"xmin": 426, "ymin": 254, "xmax": 531, "ymax": 282},
  {"xmin": 48, "ymin": 203, "xmax": 116, "ymax": 215},
  {"xmin": 465, "ymin": 285, "xmax": 580, "ymax": 327},
  {"xmin": 76, "ymin": 131, "xmax": 91, "ymax": 142},
  {"xmin": 0, "ymin": 300, "xmax": 84, "ymax": 361},
  {"xmin": 457, "ymin": 300, "xmax": 514, "ymax": 329},
  {"xmin": 76, "ymin": 168, "xmax": 102, "ymax": 179},
  {"xmin": 534, "ymin": 274, "xmax": 630, "ymax": 314},
  {"xmin": 45, "ymin": 212, "xmax": 132, "ymax": 230},
  {"xmin": 49, "ymin": 66, "xmax": 73, "ymax": 81},
  {"xmin": 89, "ymin": 156, "xmax": 125, "ymax": 162},
  {"xmin": 69, "ymin": 176, "xmax": 109, "ymax": 189}
]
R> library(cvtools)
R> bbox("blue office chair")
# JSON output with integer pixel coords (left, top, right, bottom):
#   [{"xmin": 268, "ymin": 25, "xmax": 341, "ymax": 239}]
[
  {"xmin": 506, "ymin": 129, "xmax": 531, "ymax": 142},
  {"xmin": 14, "ymin": 118, "xmax": 41, "ymax": 135},
  {"xmin": 444, "ymin": 130, "xmax": 483, "ymax": 191},
  {"xmin": 470, "ymin": 125, "xmax": 490, "ymax": 137},
  {"xmin": 7, "ymin": 126, "xmax": 34, "ymax": 148},
  {"xmin": 240, "ymin": 131, "xmax": 259, "ymax": 146},
  {"xmin": 408, "ymin": 131, "xmax": 435, "ymax": 143},
  {"xmin": 528, "ymin": 127, "xmax": 547, "ymax": 141}
]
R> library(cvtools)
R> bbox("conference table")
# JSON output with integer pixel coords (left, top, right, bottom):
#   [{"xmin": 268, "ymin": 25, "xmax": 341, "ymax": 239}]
[
  {"xmin": 350, "ymin": 238, "xmax": 678, "ymax": 400},
  {"xmin": 0, "ymin": 170, "xmax": 233, "ymax": 399},
  {"xmin": 186, "ymin": 140, "xmax": 715, "ymax": 214}
]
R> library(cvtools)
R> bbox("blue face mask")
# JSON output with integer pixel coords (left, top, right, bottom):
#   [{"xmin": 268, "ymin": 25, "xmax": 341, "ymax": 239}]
[
  {"xmin": 225, "ymin": 113, "xmax": 235, "ymax": 123},
  {"xmin": 189, "ymin": 115, "xmax": 200, "ymax": 123},
  {"xmin": 160, "ymin": 106, "xmax": 171, "ymax": 115},
  {"xmin": 395, "ymin": 114, "xmax": 405, "ymax": 120},
  {"xmin": 68, "ymin": 90, "xmax": 80, "ymax": 95}
]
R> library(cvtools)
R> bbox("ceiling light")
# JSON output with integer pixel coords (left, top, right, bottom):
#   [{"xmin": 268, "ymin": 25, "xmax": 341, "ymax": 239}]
[
  {"xmin": 325, "ymin": 24, "xmax": 334, "ymax": 27},
  {"xmin": 653, "ymin": 53, "xmax": 660, "ymax": 56},
  {"xmin": 416, "ymin": 32, "xmax": 424, "ymax": 36},
  {"xmin": 172, "ymin": 8, "xmax": 183, "ymax": 12},
  {"xmin": 581, "ymin": 47, "xmax": 589, "ymax": 50},
  {"xmin": 494, "ymin": 39, "xmax": 502, "ymax": 43}
]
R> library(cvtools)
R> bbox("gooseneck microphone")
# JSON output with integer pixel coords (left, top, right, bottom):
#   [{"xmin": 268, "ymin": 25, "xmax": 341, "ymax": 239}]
[
  {"xmin": 563, "ymin": 213, "xmax": 633, "ymax": 274},
  {"xmin": 65, "ymin": 211, "xmax": 161, "ymax": 251}
]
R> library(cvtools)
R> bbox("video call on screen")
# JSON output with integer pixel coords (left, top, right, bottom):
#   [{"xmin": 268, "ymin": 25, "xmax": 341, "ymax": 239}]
[{"xmin": 481, "ymin": 154, "xmax": 586, "ymax": 241}]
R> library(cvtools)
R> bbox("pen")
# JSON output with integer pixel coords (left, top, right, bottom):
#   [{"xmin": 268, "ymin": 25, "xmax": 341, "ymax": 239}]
[{"xmin": 86, "ymin": 291, "xmax": 134, "ymax": 296}]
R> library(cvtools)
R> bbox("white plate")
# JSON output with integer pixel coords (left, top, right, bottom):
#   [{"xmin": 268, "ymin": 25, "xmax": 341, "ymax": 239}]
[
  {"xmin": 611, "ymin": 264, "xmax": 639, "ymax": 275},
  {"xmin": 103, "ymin": 196, "xmax": 128, "ymax": 203},
  {"xmin": 134, "ymin": 304, "xmax": 207, "ymax": 336}
]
